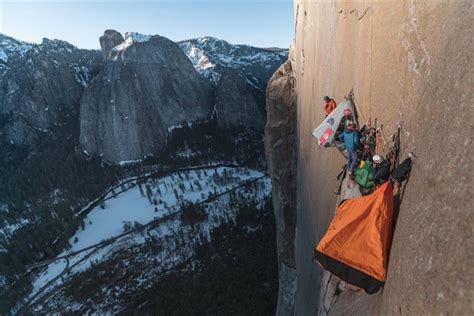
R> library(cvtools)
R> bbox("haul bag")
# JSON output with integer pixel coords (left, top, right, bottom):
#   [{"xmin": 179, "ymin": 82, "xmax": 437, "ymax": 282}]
[{"xmin": 392, "ymin": 157, "xmax": 412, "ymax": 181}]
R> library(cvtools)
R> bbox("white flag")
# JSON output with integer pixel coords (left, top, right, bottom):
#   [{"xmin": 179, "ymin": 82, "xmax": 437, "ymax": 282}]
[{"xmin": 312, "ymin": 99, "xmax": 352, "ymax": 147}]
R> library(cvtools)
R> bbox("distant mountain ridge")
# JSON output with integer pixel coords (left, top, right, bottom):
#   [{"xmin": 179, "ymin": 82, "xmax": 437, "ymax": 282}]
[
  {"xmin": 0, "ymin": 31, "xmax": 287, "ymax": 163},
  {"xmin": 0, "ymin": 32, "xmax": 287, "ymax": 85},
  {"xmin": 179, "ymin": 36, "xmax": 288, "ymax": 87},
  {"xmin": 0, "ymin": 33, "xmax": 101, "ymax": 148}
]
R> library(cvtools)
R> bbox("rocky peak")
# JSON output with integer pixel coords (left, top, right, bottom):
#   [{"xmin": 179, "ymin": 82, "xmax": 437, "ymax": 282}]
[
  {"xmin": 40, "ymin": 38, "xmax": 76, "ymax": 51},
  {"xmin": 80, "ymin": 31, "xmax": 214, "ymax": 163},
  {"xmin": 99, "ymin": 29, "xmax": 125, "ymax": 57},
  {"xmin": 107, "ymin": 32, "xmax": 160, "ymax": 62}
]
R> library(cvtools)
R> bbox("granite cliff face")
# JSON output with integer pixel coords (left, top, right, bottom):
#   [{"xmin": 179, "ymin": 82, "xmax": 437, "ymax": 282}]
[
  {"xmin": 99, "ymin": 30, "xmax": 125, "ymax": 58},
  {"xmin": 215, "ymin": 70, "xmax": 264, "ymax": 129},
  {"xmin": 79, "ymin": 32, "xmax": 214, "ymax": 162},
  {"xmin": 0, "ymin": 34, "xmax": 100, "ymax": 147},
  {"xmin": 266, "ymin": 1, "xmax": 472, "ymax": 314},
  {"xmin": 264, "ymin": 60, "xmax": 297, "ymax": 315},
  {"xmin": 1, "ymin": 31, "xmax": 286, "ymax": 164},
  {"xmin": 80, "ymin": 31, "xmax": 283, "ymax": 163}
]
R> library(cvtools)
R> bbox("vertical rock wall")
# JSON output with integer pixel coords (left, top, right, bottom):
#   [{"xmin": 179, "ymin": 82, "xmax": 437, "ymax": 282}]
[
  {"xmin": 265, "ymin": 60, "xmax": 298, "ymax": 315},
  {"xmin": 215, "ymin": 70, "xmax": 265, "ymax": 130},
  {"xmin": 266, "ymin": 0, "xmax": 473, "ymax": 314},
  {"xmin": 80, "ymin": 32, "xmax": 214, "ymax": 163}
]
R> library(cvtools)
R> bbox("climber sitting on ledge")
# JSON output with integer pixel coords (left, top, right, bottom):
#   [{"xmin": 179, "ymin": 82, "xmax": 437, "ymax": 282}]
[
  {"xmin": 338, "ymin": 121, "xmax": 361, "ymax": 177},
  {"xmin": 323, "ymin": 96, "xmax": 337, "ymax": 117}
]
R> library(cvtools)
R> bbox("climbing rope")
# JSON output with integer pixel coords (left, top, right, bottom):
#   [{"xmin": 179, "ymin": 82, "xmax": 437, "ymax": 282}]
[
  {"xmin": 375, "ymin": 129, "xmax": 386, "ymax": 156},
  {"xmin": 351, "ymin": 90, "xmax": 402, "ymax": 165},
  {"xmin": 352, "ymin": 93, "xmax": 368, "ymax": 126}
]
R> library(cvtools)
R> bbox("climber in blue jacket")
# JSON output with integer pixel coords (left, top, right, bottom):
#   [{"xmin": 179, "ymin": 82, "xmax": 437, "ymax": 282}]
[{"xmin": 338, "ymin": 121, "xmax": 361, "ymax": 176}]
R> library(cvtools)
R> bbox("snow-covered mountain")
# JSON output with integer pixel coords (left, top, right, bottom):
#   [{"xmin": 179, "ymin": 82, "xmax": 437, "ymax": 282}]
[
  {"xmin": 0, "ymin": 33, "xmax": 98, "ymax": 77},
  {"xmin": 0, "ymin": 34, "xmax": 33, "ymax": 72},
  {"xmin": 80, "ymin": 31, "xmax": 286, "ymax": 163},
  {"xmin": 179, "ymin": 37, "xmax": 288, "ymax": 87},
  {"xmin": 0, "ymin": 32, "xmax": 287, "ymax": 86}
]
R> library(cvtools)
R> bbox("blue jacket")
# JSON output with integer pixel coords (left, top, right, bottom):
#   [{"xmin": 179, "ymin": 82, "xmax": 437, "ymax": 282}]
[{"xmin": 339, "ymin": 129, "xmax": 361, "ymax": 151}]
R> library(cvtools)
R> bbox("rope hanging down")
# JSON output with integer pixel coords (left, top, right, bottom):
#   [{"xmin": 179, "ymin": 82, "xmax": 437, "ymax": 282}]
[{"xmin": 351, "ymin": 92, "xmax": 368, "ymax": 126}]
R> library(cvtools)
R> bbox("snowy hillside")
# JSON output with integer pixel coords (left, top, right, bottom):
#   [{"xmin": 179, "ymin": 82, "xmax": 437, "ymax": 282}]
[
  {"xmin": 179, "ymin": 37, "xmax": 288, "ymax": 84},
  {"xmin": 19, "ymin": 167, "xmax": 270, "ymax": 313},
  {"xmin": 0, "ymin": 34, "xmax": 32, "ymax": 71}
]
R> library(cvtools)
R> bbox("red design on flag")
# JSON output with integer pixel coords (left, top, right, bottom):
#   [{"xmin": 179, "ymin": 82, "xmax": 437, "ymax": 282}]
[{"xmin": 319, "ymin": 128, "xmax": 333, "ymax": 145}]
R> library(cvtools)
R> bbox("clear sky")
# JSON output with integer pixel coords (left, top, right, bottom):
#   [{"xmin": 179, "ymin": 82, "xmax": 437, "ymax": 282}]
[{"xmin": 0, "ymin": 0, "xmax": 294, "ymax": 49}]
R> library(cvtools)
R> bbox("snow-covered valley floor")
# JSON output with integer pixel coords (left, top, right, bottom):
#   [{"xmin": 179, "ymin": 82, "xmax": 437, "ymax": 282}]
[{"xmin": 21, "ymin": 166, "xmax": 270, "ymax": 312}]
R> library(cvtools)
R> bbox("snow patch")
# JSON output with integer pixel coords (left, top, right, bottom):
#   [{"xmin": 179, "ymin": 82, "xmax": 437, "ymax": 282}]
[
  {"xmin": 0, "ymin": 50, "xmax": 7, "ymax": 62},
  {"xmin": 111, "ymin": 32, "xmax": 153, "ymax": 52},
  {"xmin": 0, "ymin": 218, "xmax": 30, "ymax": 239},
  {"xmin": 71, "ymin": 64, "xmax": 91, "ymax": 87},
  {"xmin": 0, "ymin": 37, "xmax": 33, "ymax": 63},
  {"xmin": 0, "ymin": 203, "xmax": 8, "ymax": 213},
  {"xmin": 118, "ymin": 159, "xmax": 142, "ymax": 166},
  {"xmin": 125, "ymin": 32, "xmax": 152, "ymax": 43}
]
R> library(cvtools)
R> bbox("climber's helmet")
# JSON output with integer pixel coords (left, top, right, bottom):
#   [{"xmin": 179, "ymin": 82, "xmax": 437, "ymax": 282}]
[
  {"xmin": 324, "ymin": 96, "xmax": 330, "ymax": 102},
  {"xmin": 373, "ymin": 155, "xmax": 383, "ymax": 164}
]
